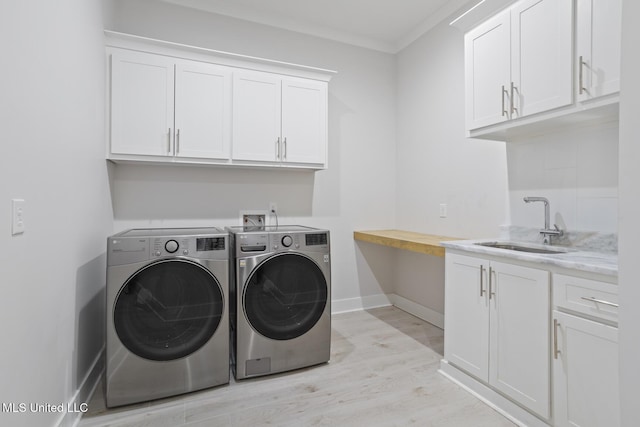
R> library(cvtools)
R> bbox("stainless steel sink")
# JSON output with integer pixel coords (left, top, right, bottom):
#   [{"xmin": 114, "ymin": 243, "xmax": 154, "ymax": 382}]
[{"xmin": 474, "ymin": 241, "xmax": 570, "ymax": 255}]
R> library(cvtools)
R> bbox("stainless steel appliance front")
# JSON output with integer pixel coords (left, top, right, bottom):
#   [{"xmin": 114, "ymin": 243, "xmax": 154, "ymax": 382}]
[
  {"xmin": 228, "ymin": 225, "xmax": 331, "ymax": 379},
  {"xmin": 105, "ymin": 227, "xmax": 229, "ymax": 407}
]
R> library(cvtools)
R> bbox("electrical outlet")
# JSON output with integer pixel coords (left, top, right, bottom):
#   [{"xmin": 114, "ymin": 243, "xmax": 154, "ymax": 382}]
[
  {"xmin": 12, "ymin": 199, "xmax": 25, "ymax": 235},
  {"xmin": 269, "ymin": 202, "xmax": 277, "ymax": 215},
  {"xmin": 439, "ymin": 203, "xmax": 447, "ymax": 218}
]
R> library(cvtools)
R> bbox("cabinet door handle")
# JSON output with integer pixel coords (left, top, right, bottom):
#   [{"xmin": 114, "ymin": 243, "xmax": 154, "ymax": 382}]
[
  {"xmin": 578, "ymin": 55, "xmax": 586, "ymax": 95},
  {"xmin": 488, "ymin": 267, "xmax": 495, "ymax": 299},
  {"xmin": 176, "ymin": 129, "xmax": 180, "ymax": 154},
  {"xmin": 553, "ymin": 318, "xmax": 561, "ymax": 359},
  {"xmin": 167, "ymin": 128, "xmax": 172, "ymax": 153},
  {"xmin": 276, "ymin": 137, "xmax": 280, "ymax": 160},
  {"xmin": 580, "ymin": 296, "xmax": 619, "ymax": 308},
  {"xmin": 510, "ymin": 82, "xmax": 518, "ymax": 116},
  {"xmin": 479, "ymin": 265, "xmax": 486, "ymax": 297},
  {"xmin": 501, "ymin": 85, "xmax": 509, "ymax": 117},
  {"xmin": 283, "ymin": 137, "xmax": 287, "ymax": 161}
]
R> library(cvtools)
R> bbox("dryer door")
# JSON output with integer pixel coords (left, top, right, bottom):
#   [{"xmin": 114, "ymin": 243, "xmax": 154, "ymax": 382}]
[
  {"xmin": 244, "ymin": 253, "xmax": 328, "ymax": 340},
  {"xmin": 114, "ymin": 259, "xmax": 224, "ymax": 361}
]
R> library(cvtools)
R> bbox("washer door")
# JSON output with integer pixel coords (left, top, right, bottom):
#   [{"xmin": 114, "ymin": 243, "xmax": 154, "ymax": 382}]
[
  {"xmin": 244, "ymin": 253, "xmax": 328, "ymax": 340},
  {"xmin": 114, "ymin": 259, "xmax": 224, "ymax": 361}
]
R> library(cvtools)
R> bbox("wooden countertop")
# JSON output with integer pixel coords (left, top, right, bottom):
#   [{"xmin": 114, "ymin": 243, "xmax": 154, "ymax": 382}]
[{"xmin": 353, "ymin": 229, "xmax": 463, "ymax": 257}]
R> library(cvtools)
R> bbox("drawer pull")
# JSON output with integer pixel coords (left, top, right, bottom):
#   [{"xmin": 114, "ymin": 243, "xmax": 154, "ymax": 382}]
[{"xmin": 580, "ymin": 296, "xmax": 618, "ymax": 308}]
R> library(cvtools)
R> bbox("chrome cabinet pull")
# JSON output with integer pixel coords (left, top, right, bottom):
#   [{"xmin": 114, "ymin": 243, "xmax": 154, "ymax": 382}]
[
  {"xmin": 581, "ymin": 296, "xmax": 619, "ymax": 308},
  {"xmin": 283, "ymin": 137, "xmax": 287, "ymax": 161},
  {"xmin": 501, "ymin": 85, "xmax": 509, "ymax": 117},
  {"xmin": 488, "ymin": 267, "xmax": 496, "ymax": 299},
  {"xmin": 510, "ymin": 82, "xmax": 518, "ymax": 116},
  {"xmin": 176, "ymin": 129, "xmax": 180, "ymax": 154},
  {"xmin": 480, "ymin": 265, "xmax": 486, "ymax": 297},
  {"xmin": 578, "ymin": 55, "xmax": 586, "ymax": 95},
  {"xmin": 167, "ymin": 128, "xmax": 172, "ymax": 153},
  {"xmin": 276, "ymin": 137, "xmax": 280, "ymax": 160},
  {"xmin": 553, "ymin": 319, "xmax": 561, "ymax": 359}
]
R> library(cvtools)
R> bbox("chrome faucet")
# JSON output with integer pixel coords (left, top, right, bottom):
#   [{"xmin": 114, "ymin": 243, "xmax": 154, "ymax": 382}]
[{"xmin": 523, "ymin": 196, "xmax": 563, "ymax": 244}]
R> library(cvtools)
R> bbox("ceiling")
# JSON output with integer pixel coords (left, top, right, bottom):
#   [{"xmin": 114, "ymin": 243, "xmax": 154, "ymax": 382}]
[{"xmin": 162, "ymin": 0, "xmax": 475, "ymax": 53}]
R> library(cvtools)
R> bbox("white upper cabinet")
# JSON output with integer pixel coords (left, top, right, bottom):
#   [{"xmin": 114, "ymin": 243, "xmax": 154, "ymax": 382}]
[
  {"xmin": 576, "ymin": 0, "xmax": 622, "ymax": 101},
  {"xmin": 109, "ymin": 49, "xmax": 232, "ymax": 162},
  {"xmin": 281, "ymin": 78, "xmax": 328, "ymax": 165},
  {"xmin": 511, "ymin": 0, "xmax": 573, "ymax": 118},
  {"xmin": 106, "ymin": 31, "xmax": 334, "ymax": 170},
  {"xmin": 465, "ymin": 0, "xmax": 573, "ymax": 131},
  {"xmin": 174, "ymin": 60, "xmax": 231, "ymax": 160},
  {"xmin": 464, "ymin": 10, "xmax": 511, "ymax": 130},
  {"xmin": 232, "ymin": 71, "xmax": 282, "ymax": 163},
  {"xmin": 232, "ymin": 72, "xmax": 328, "ymax": 167},
  {"xmin": 110, "ymin": 50, "xmax": 175, "ymax": 157}
]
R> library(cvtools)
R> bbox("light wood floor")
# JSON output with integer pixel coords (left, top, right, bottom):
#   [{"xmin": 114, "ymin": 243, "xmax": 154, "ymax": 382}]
[{"xmin": 80, "ymin": 307, "xmax": 515, "ymax": 427}]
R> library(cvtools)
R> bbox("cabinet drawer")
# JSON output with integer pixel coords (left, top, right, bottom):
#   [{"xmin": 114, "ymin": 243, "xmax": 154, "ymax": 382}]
[{"xmin": 553, "ymin": 274, "xmax": 618, "ymax": 323}]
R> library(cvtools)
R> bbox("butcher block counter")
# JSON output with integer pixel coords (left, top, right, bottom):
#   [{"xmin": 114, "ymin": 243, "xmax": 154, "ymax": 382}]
[{"xmin": 353, "ymin": 229, "xmax": 463, "ymax": 257}]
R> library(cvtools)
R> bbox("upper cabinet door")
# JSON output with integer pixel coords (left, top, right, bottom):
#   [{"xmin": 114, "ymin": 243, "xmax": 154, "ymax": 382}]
[
  {"xmin": 464, "ymin": 10, "xmax": 511, "ymax": 130},
  {"xmin": 576, "ymin": 0, "xmax": 621, "ymax": 101},
  {"xmin": 110, "ymin": 50, "xmax": 175, "ymax": 157},
  {"xmin": 232, "ymin": 71, "xmax": 282, "ymax": 162},
  {"xmin": 281, "ymin": 78, "xmax": 328, "ymax": 166},
  {"xmin": 511, "ymin": 0, "xmax": 573, "ymax": 118},
  {"xmin": 174, "ymin": 60, "xmax": 232, "ymax": 160}
]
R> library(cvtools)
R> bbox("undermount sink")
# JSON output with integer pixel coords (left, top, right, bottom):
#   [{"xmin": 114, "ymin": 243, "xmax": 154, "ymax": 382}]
[{"xmin": 474, "ymin": 241, "xmax": 570, "ymax": 255}]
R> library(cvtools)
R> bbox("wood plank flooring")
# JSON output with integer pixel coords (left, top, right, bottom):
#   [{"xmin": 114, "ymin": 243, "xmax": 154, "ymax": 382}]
[{"xmin": 79, "ymin": 307, "xmax": 515, "ymax": 427}]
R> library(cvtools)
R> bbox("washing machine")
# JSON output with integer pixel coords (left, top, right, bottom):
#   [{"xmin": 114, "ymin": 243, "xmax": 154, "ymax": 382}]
[
  {"xmin": 105, "ymin": 227, "xmax": 229, "ymax": 407},
  {"xmin": 228, "ymin": 225, "xmax": 331, "ymax": 379}
]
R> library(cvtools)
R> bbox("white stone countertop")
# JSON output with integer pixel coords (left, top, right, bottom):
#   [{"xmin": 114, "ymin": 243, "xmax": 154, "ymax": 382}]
[{"xmin": 441, "ymin": 227, "xmax": 618, "ymax": 277}]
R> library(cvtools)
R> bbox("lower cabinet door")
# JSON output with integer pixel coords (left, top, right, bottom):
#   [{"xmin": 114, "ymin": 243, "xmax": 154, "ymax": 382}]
[
  {"xmin": 489, "ymin": 261, "xmax": 550, "ymax": 419},
  {"xmin": 444, "ymin": 253, "xmax": 490, "ymax": 381},
  {"xmin": 552, "ymin": 310, "xmax": 620, "ymax": 427}
]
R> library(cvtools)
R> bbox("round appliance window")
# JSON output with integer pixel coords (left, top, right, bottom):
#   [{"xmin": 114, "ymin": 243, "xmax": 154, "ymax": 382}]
[
  {"xmin": 244, "ymin": 253, "xmax": 327, "ymax": 340},
  {"xmin": 114, "ymin": 259, "xmax": 224, "ymax": 361}
]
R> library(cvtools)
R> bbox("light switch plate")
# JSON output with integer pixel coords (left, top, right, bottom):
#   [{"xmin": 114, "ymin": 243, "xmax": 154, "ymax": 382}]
[
  {"xmin": 12, "ymin": 199, "xmax": 25, "ymax": 235},
  {"xmin": 439, "ymin": 203, "xmax": 447, "ymax": 218}
]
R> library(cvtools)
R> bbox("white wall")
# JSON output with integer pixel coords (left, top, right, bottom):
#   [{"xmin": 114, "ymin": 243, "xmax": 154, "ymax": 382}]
[
  {"xmin": 618, "ymin": 0, "xmax": 640, "ymax": 424},
  {"xmin": 0, "ymin": 1, "xmax": 113, "ymax": 426},
  {"xmin": 394, "ymin": 18, "xmax": 509, "ymax": 316},
  {"xmin": 107, "ymin": 0, "xmax": 398, "ymax": 309},
  {"xmin": 507, "ymin": 123, "xmax": 619, "ymax": 233}
]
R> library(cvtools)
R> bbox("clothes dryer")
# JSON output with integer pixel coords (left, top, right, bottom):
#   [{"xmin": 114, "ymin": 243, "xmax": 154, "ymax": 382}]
[
  {"xmin": 228, "ymin": 225, "xmax": 331, "ymax": 379},
  {"xmin": 106, "ymin": 228, "xmax": 229, "ymax": 407}
]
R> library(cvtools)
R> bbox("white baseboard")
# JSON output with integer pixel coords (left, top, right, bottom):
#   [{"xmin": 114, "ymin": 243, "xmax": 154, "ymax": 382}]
[
  {"xmin": 331, "ymin": 293, "xmax": 444, "ymax": 329},
  {"xmin": 58, "ymin": 349, "xmax": 104, "ymax": 427},
  {"xmin": 388, "ymin": 293, "xmax": 444, "ymax": 329},
  {"xmin": 438, "ymin": 360, "xmax": 551, "ymax": 427},
  {"xmin": 331, "ymin": 293, "xmax": 392, "ymax": 314}
]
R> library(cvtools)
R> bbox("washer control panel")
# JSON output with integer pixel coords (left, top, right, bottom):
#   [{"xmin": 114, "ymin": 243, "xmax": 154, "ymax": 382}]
[{"xmin": 151, "ymin": 236, "xmax": 227, "ymax": 259}]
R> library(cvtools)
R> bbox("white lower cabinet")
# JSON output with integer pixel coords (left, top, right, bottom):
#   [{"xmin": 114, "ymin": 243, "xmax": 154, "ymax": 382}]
[
  {"xmin": 445, "ymin": 252, "xmax": 550, "ymax": 419},
  {"xmin": 552, "ymin": 274, "xmax": 620, "ymax": 427}
]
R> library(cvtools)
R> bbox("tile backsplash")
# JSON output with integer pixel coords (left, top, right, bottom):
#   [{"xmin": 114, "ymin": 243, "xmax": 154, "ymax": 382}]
[{"xmin": 507, "ymin": 121, "xmax": 618, "ymax": 233}]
